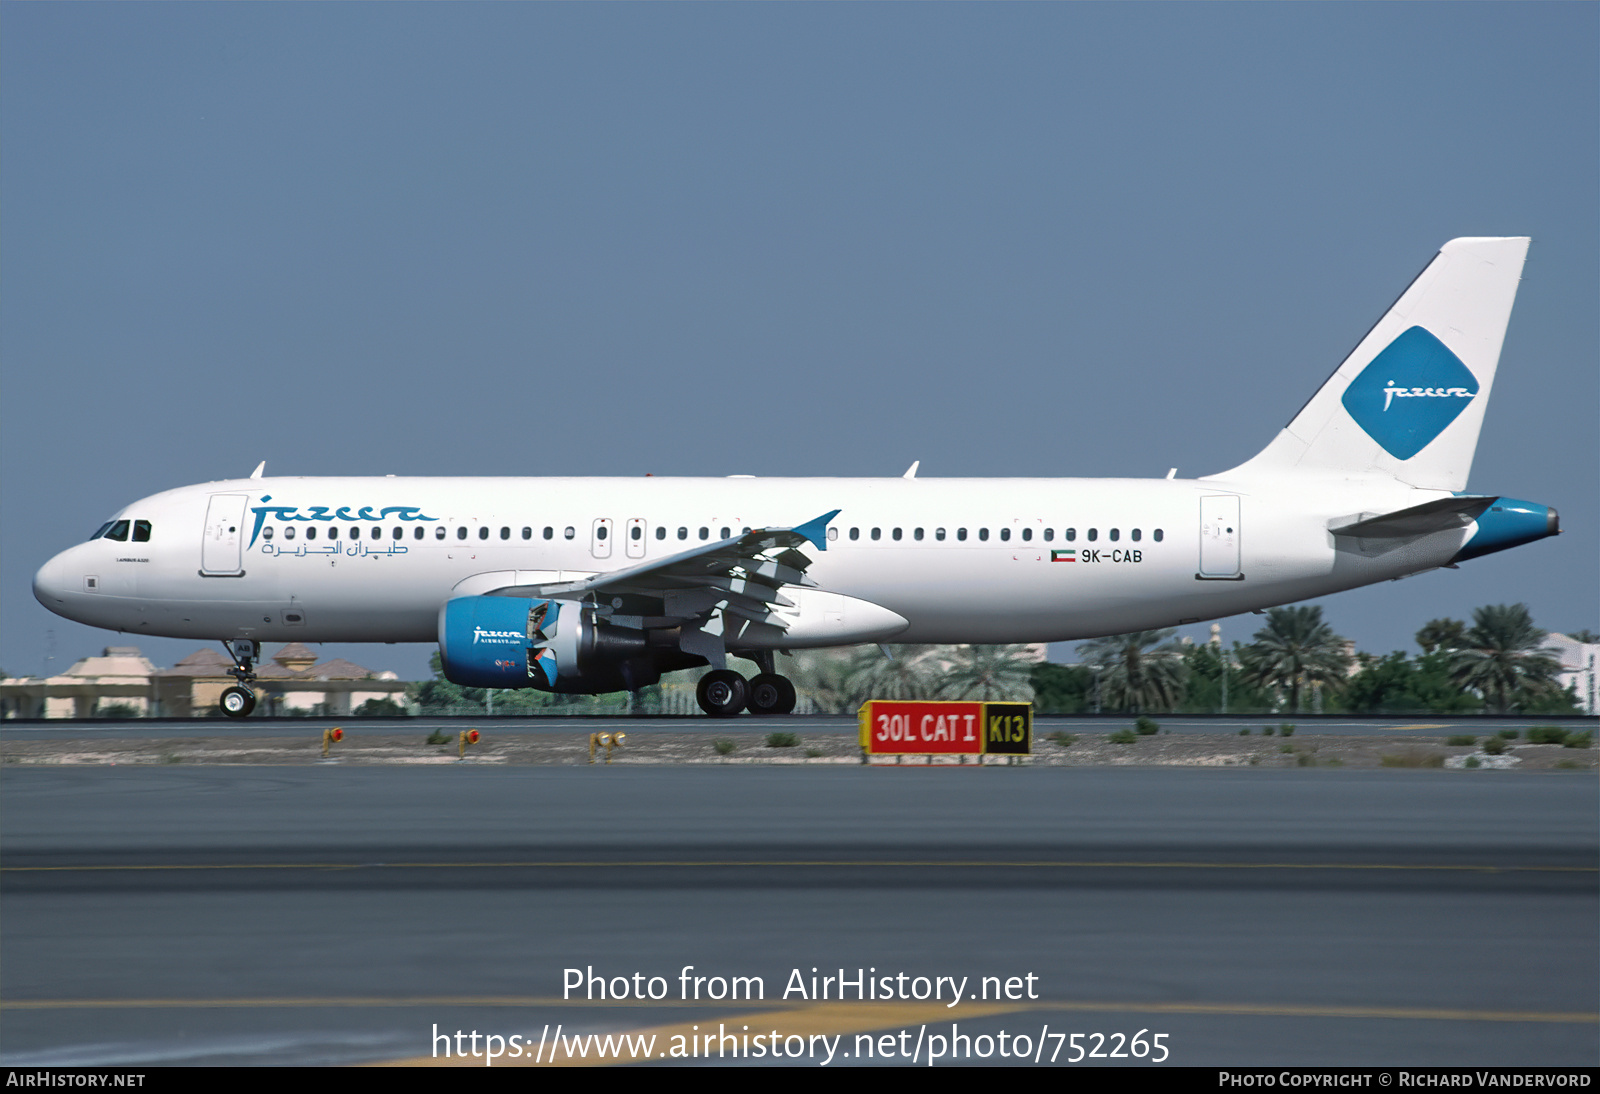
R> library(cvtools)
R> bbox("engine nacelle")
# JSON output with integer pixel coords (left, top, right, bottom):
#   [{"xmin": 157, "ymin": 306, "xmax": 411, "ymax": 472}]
[{"xmin": 438, "ymin": 595, "xmax": 660, "ymax": 694}]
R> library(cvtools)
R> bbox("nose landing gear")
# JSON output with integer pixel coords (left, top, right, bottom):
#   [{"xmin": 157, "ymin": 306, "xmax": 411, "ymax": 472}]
[{"xmin": 219, "ymin": 639, "xmax": 259, "ymax": 718}]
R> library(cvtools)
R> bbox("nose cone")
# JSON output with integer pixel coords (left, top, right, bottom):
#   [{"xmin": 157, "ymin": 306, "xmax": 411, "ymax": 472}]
[{"xmin": 33, "ymin": 550, "xmax": 73, "ymax": 612}]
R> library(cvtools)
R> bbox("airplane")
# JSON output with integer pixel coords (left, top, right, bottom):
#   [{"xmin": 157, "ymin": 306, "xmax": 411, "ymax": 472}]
[{"xmin": 32, "ymin": 236, "xmax": 1559, "ymax": 718}]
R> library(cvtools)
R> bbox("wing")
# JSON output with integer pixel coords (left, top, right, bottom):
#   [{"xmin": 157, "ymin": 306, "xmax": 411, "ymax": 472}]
[{"xmin": 483, "ymin": 510, "xmax": 841, "ymax": 667}]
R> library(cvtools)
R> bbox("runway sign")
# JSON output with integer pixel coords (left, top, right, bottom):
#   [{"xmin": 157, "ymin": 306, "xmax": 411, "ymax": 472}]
[{"xmin": 857, "ymin": 701, "xmax": 1032, "ymax": 756}]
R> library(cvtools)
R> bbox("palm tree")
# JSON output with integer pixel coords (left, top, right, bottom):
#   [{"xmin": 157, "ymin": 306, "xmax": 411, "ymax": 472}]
[
  {"xmin": 1237, "ymin": 606, "xmax": 1350, "ymax": 713},
  {"xmin": 935, "ymin": 645, "xmax": 1037, "ymax": 703},
  {"xmin": 1075, "ymin": 629, "xmax": 1188, "ymax": 713},
  {"xmin": 1415, "ymin": 617, "xmax": 1467, "ymax": 654},
  {"xmin": 1447, "ymin": 603, "xmax": 1563, "ymax": 713},
  {"xmin": 841, "ymin": 644, "xmax": 942, "ymax": 705}
]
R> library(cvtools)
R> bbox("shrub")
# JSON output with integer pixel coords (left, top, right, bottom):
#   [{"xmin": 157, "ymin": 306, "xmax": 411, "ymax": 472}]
[
  {"xmin": 1562, "ymin": 731, "xmax": 1591, "ymax": 749},
  {"xmin": 1260, "ymin": 725, "xmax": 1275, "ymax": 736},
  {"xmin": 1134, "ymin": 716, "xmax": 1160, "ymax": 736},
  {"xmin": 1238, "ymin": 728, "xmax": 1250, "ymax": 736},
  {"xmin": 805, "ymin": 748, "xmax": 824, "ymax": 758},
  {"xmin": 1481, "ymin": 736, "xmax": 1506, "ymax": 756},
  {"xmin": 1047, "ymin": 732, "xmax": 1076, "ymax": 747},
  {"xmin": 1447, "ymin": 735, "xmax": 1476, "ymax": 747},
  {"xmin": 1498, "ymin": 729, "xmax": 1519, "ymax": 739},
  {"xmin": 1278, "ymin": 724, "xmax": 1295, "ymax": 738},
  {"xmin": 714, "ymin": 739, "xmax": 737, "ymax": 756},
  {"xmin": 1464, "ymin": 756, "xmax": 1481, "ymax": 769},
  {"xmin": 765, "ymin": 732, "xmax": 799, "ymax": 748},
  {"xmin": 1526, "ymin": 726, "xmax": 1567, "ymax": 745},
  {"xmin": 425, "ymin": 728, "xmax": 451, "ymax": 746},
  {"xmin": 1107, "ymin": 729, "xmax": 1138, "ymax": 744},
  {"xmin": 1278, "ymin": 744, "xmax": 1295, "ymax": 753}
]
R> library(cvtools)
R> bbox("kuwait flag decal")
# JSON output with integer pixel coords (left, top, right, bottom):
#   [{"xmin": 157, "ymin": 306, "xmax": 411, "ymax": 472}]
[{"xmin": 1050, "ymin": 549, "xmax": 1076, "ymax": 562}]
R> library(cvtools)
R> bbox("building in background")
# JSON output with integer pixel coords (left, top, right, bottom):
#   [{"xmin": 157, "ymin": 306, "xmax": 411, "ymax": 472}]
[
  {"xmin": 1543, "ymin": 633, "xmax": 1598, "ymax": 715},
  {"xmin": 1, "ymin": 643, "xmax": 406, "ymax": 718}
]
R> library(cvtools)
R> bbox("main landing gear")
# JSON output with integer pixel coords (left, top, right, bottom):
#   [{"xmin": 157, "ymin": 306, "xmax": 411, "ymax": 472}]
[
  {"xmin": 695, "ymin": 655, "xmax": 798, "ymax": 718},
  {"xmin": 219, "ymin": 639, "xmax": 259, "ymax": 718}
]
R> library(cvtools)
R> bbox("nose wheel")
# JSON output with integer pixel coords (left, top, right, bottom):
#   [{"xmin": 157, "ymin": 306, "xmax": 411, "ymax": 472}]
[
  {"xmin": 219, "ymin": 639, "xmax": 260, "ymax": 718},
  {"xmin": 220, "ymin": 686, "xmax": 257, "ymax": 718}
]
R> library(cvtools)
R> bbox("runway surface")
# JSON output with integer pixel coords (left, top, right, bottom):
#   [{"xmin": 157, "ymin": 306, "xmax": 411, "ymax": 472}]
[{"xmin": 2, "ymin": 765, "xmax": 1595, "ymax": 1066}]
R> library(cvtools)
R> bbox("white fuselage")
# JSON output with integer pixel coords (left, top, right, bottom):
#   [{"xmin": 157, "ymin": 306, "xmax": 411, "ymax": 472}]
[{"xmin": 33, "ymin": 472, "xmax": 1464, "ymax": 648}]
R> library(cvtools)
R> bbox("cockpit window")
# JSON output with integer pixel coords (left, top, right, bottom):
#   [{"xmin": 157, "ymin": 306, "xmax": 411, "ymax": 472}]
[
  {"xmin": 104, "ymin": 520, "xmax": 130, "ymax": 542},
  {"xmin": 90, "ymin": 522, "xmax": 114, "ymax": 541},
  {"xmin": 132, "ymin": 520, "xmax": 152, "ymax": 542}
]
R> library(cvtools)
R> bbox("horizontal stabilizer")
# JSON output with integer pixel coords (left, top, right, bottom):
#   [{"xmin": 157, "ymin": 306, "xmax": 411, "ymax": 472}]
[{"xmin": 1329, "ymin": 495, "xmax": 1495, "ymax": 538}]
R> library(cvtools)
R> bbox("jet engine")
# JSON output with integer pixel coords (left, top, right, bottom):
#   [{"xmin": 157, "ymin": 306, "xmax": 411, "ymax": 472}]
[{"xmin": 438, "ymin": 595, "xmax": 671, "ymax": 694}]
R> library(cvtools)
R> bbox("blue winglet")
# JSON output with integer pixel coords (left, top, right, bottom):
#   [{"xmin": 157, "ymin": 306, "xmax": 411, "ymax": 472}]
[{"xmin": 791, "ymin": 509, "xmax": 841, "ymax": 552}]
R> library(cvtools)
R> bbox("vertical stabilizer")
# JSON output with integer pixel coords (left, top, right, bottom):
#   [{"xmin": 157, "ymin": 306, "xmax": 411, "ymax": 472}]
[{"xmin": 1211, "ymin": 237, "xmax": 1529, "ymax": 491}]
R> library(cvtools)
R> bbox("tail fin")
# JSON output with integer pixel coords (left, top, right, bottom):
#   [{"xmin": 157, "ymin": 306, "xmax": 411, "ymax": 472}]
[{"xmin": 1211, "ymin": 237, "xmax": 1529, "ymax": 491}]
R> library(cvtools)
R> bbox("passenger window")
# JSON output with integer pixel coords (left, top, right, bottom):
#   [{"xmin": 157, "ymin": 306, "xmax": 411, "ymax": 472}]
[
  {"xmin": 892, "ymin": 528, "xmax": 902, "ymax": 541},
  {"xmin": 478, "ymin": 527, "xmax": 489, "ymax": 540},
  {"xmin": 1043, "ymin": 528, "xmax": 1053, "ymax": 542},
  {"xmin": 1088, "ymin": 528, "xmax": 1098, "ymax": 542},
  {"xmin": 936, "ymin": 528, "xmax": 946, "ymax": 541},
  {"xmin": 979, "ymin": 528, "xmax": 989, "ymax": 541},
  {"xmin": 871, "ymin": 528, "xmax": 881, "ymax": 541},
  {"xmin": 631, "ymin": 526, "xmax": 642, "ymax": 541},
  {"xmin": 827, "ymin": 527, "xmax": 838, "ymax": 541},
  {"xmin": 999, "ymin": 528, "xmax": 1010, "ymax": 542},
  {"xmin": 1064, "ymin": 528, "xmax": 1075, "ymax": 542},
  {"xmin": 656, "ymin": 526, "xmax": 666, "ymax": 540},
  {"xmin": 849, "ymin": 528, "xmax": 859, "ymax": 541},
  {"xmin": 415, "ymin": 527, "xmax": 425, "ymax": 540},
  {"xmin": 1131, "ymin": 528, "xmax": 1141, "ymax": 542},
  {"xmin": 105, "ymin": 520, "xmax": 130, "ymax": 542},
  {"xmin": 957, "ymin": 528, "xmax": 967, "ymax": 541},
  {"xmin": 597, "ymin": 526, "xmax": 608, "ymax": 541},
  {"xmin": 307, "ymin": 527, "xmax": 318, "ymax": 541},
  {"xmin": 914, "ymin": 528, "xmax": 924, "ymax": 541},
  {"xmin": 329, "ymin": 527, "xmax": 340, "ymax": 540},
  {"xmin": 457, "ymin": 526, "xmax": 467, "ymax": 540},
  {"xmin": 1154, "ymin": 528, "xmax": 1164, "ymax": 542},
  {"xmin": 1021, "ymin": 528, "xmax": 1031, "ymax": 542},
  {"xmin": 544, "ymin": 527, "xmax": 554, "ymax": 540},
  {"xmin": 1110, "ymin": 528, "xmax": 1120, "ymax": 542},
  {"xmin": 698, "ymin": 527, "xmax": 709, "ymax": 540},
  {"xmin": 394, "ymin": 527, "xmax": 403, "ymax": 540},
  {"xmin": 721, "ymin": 527, "xmax": 730, "ymax": 539},
  {"xmin": 434, "ymin": 527, "xmax": 444, "ymax": 540},
  {"xmin": 263, "ymin": 526, "xmax": 274, "ymax": 541},
  {"xmin": 133, "ymin": 520, "xmax": 152, "ymax": 542},
  {"xmin": 564, "ymin": 527, "xmax": 575, "ymax": 540},
  {"xmin": 678, "ymin": 527, "xmax": 688, "ymax": 540},
  {"xmin": 373, "ymin": 527, "xmax": 383, "ymax": 539},
  {"xmin": 522, "ymin": 527, "xmax": 532, "ymax": 540},
  {"xmin": 285, "ymin": 527, "xmax": 296, "ymax": 540}
]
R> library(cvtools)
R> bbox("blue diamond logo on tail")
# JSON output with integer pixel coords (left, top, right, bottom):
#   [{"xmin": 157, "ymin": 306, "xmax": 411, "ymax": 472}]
[{"xmin": 1340, "ymin": 326, "xmax": 1478, "ymax": 460}]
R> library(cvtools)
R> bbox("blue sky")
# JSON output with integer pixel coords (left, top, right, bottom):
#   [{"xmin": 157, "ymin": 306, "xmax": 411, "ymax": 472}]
[{"xmin": 3, "ymin": 3, "xmax": 1595, "ymax": 681}]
